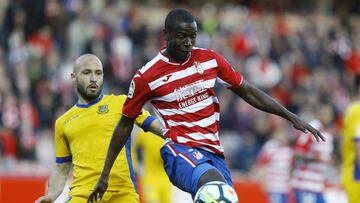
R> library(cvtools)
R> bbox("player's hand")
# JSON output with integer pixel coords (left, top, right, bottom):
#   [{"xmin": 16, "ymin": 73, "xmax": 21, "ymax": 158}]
[
  {"xmin": 34, "ymin": 196, "xmax": 53, "ymax": 203},
  {"xmin": 291, "ymin": 117, "xmax": 326, "ymax": 142},
  {"xmin": 87, "ymin": 176, "xmax": 108, "ymax": 203}
]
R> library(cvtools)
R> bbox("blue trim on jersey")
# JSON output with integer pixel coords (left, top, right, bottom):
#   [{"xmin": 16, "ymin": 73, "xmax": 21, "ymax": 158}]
[
  {"xmin": 76, "ymin": 94, "xmax": 103, "ymax": 108},
  {"xmin": 56, "ymin": 156, "xmax": 72, "ymax": 163},
  {"xmin": 355, "ymin": 158, "xmax": 360, "ymax": 181},
  {"xmin": 141, "ymin": 116, "xmax": 156, "ymax": 132},
  {"xmin": 126, "ymin": 137, "xmax": 138, "ymax": 193}
]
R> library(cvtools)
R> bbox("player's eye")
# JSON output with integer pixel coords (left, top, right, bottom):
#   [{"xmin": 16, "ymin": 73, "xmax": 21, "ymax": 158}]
[{"xmin": 177, "ymin": 34, "xmax": 185, "ymax": 39}]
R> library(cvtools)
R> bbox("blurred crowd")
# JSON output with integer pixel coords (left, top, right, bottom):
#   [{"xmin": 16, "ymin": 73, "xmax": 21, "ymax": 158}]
[{"xmin": 0, "ymin": 0, "xmax": 359, "ymax": 177}]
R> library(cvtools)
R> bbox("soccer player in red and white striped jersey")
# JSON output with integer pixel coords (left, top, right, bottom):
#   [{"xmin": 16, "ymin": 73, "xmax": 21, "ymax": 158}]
[
  {"xmin": 256, "ymin": 129, "xmax": 294, "ymax": 203},
  {"xmin": 89, "ymin": 9, "xmax": 325, "ymax": 202},
  {"xmin": 291, "ymin": 118, "xmax": 334, "ymax": 203}
]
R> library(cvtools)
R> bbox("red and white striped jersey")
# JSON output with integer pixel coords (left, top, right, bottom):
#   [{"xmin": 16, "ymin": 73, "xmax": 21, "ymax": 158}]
[
  {"xmin": 123, "ymin": 47, "xmax": 243, "ymax": 155},
  {"xmin": 257, "ymin": 140, "xmax": 294, "ymax": 193},
  {"xmin": 291, "ymin": 120, "xmax": 334, "ymax": 193}
]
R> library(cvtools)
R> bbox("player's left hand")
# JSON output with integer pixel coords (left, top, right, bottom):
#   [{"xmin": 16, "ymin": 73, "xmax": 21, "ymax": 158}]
[
  {"xmin": 291, "ymin": 116, "xmax": 326, "ymax": 142},
  {"xmin": 87, "ymin": 176, "xmax": 108, "ymax": 203}
]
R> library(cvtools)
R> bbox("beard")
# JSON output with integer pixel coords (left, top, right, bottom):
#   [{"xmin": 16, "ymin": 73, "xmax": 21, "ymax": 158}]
[{"xmin": 77, "ymin": 84, "xmax": 102, "ymax": 102}]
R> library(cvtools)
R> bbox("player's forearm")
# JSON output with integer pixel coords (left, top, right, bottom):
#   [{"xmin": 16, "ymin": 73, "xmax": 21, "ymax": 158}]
[
  {"xmin": 233, "ymin": 81, "xmax": 295, "ymax": 121},
  {"xmin": 47, "ymin": 163, "xmax": 71, "ymax": 201},
  {"xmin": 100, "ymin": 117, "xmax": 135, "ymax": 177},
  {"xmin": 148, "ymin": 119, "xmax": 165, "ymax": 139}
]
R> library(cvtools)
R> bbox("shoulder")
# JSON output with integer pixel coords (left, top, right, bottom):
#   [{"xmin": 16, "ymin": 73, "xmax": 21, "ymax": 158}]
[
  {"xmin": 105, "ymin": 94, "xmax": 127, "ymax": 105},
  {"xmin": 55, "ymin": 106, "xmax": 77, "ymax": 127},
  {"xmin": 193, "ymin": 47, "xmax": 229, "ymax": 66},
  {"xmin": 346, "ymin": 102, "xmax": 360, "ymax": 116},
  {"xmin": 193, "ymin": 47, "xmax": 218, "ymax": 57},
  {"xmin": 139, "ymin": 53, "xmax": 164, "ymax": 75}
]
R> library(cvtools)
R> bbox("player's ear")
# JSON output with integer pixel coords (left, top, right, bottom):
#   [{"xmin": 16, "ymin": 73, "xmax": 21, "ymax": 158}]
[{"xmin": 71, "ymin": 73, "xmax": 76, "ymax": 82}]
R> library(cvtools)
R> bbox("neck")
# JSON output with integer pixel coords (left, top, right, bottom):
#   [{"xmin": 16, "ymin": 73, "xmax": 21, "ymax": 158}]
[
  {"xmin": 163, "ymin": 48, "xmax": 188, "ymax": 63},
  {"xmin": 77, "ymin": 97, "xmax": 90, "ymax": 105},
  {"xmin": 77, "ymin": 94, "xmax": 101, "ymax": 105}
]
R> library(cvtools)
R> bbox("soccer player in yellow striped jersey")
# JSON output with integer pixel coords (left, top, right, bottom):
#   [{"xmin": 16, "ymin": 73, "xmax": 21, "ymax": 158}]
[
  {"xmin": 341, "ymin": 75, "xmax": 360, "ymax": 203},
  {"xmin": 35, "ymin": 54, "xmax": 163, "ymax": 203}
]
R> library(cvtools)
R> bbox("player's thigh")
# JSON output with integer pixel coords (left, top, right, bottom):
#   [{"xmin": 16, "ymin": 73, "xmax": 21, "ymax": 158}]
[
  {"xmin": 67, "ymin": 188, "xmax": 91, "ymax": 203},
  {"xmin": 67, "ymin": 191, "xmax": 139, "ymax": 203},
  {"xmin": 160, "ymin": 143, "xmax": 212, "ymax": 194},
  {"xmin": 66, "ymin": 195, "xmax": 86, "ymax": 203},
  {"xmin": 142, "ymin": 182, "xmax": 161, "ymax": 203},
  {"xmin": 105, "ymin": 191, "xmax": 139, "ymax": 203},
  {"xmin": 159, "ymin": 181, "xmax": 172, "ymax": 203}
]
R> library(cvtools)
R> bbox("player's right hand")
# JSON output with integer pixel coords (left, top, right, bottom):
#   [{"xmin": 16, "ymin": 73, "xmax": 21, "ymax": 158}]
[
  {"xmin": 87, "ymin": 176, "xmax": 108, "ymax": 203},
  {"xmin": 34, "ymin": 196, "xmax": 53, "ymax": 203}
]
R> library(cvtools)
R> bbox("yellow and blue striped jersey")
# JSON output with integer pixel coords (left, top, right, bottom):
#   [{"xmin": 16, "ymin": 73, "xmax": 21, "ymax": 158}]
[
  {"xmin": 341, "ymin": 101, "xmax": 360, "ymax": 184},
  {"xmin": 54, "ymin": 94, "xmax": 155, "ymax": 194}
]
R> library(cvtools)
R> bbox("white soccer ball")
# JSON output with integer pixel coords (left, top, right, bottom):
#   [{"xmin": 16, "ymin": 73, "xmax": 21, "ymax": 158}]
[{"xmin": 194, "ymin": 181, "xmax": 239, "ymax": 203}]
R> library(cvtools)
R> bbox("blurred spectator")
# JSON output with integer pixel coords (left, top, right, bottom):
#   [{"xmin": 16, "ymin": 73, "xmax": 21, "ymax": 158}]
[
  {"xmin": 0, "ymin": 127, "xmax": 17, "ymax": 173},
  {"xmin": 291, "ymin": 105, "xmax": 335, "ymax": 203},
  {"xmin": 254, "ymin": 119, "xmax": 293, "ymax": 203}
]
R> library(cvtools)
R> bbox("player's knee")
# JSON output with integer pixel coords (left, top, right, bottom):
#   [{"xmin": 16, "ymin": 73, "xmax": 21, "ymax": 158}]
[{"xmin": 197, "ymin": 168, "xmax": 226, "ymax": 190}]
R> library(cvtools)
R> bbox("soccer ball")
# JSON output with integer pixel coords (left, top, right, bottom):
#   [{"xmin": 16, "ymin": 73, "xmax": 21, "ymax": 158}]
[{"xmin": 194, "ymin": 181, "xmax": 238, "ymax": 203}]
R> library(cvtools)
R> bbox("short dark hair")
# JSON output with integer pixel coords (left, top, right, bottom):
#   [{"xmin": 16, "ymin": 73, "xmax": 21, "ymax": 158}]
[{"xmin": 165, "ymin": 9, "xmax": 195, "ymax": 31}]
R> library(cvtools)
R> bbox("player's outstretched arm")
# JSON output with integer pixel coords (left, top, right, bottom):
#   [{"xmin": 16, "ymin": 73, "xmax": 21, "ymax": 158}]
[
  {"xmin": 231, "ymin": 79, "xmax": 325, "ymax": 142},
  {"xmin": 87, "ymin": 115, "xmax": 136, "ymax": 203},
  {"xmin": 34, "ymin": 162, "xmax": 72, "ymax": 203}
]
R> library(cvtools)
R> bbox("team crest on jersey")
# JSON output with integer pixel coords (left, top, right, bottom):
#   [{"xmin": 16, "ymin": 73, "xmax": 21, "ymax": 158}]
[
  {"xmin": 192, "ymin": 151, "xmax": 203, "ymax": 160},
  {"xmin": 97, "ymin": 105, "xmax": 109, "ymax": 114},
  {"xmin": 194, "ymin": 61, "xmax": 204, "ymax": 74}
]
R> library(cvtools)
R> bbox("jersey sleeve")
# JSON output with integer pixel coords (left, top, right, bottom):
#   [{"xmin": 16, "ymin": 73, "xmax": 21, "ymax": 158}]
[
  {"xmin": 54, "ymin": 119, "xmax": 72, "ymax": 163},
  {"xmin": 134, "ymin": 108, "xmax": 156, "ymax": 132},
  {"xmin": 123, "ymin": 71, "xmax": 153, "ymax": 118},
  {"xmin": 213, "ymin": 51, "xmax": 244, "ymax": 89}
]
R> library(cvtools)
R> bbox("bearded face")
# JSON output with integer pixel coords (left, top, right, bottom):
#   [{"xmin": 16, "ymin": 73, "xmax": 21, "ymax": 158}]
[{"xmin": 72, "ymin": 57, "xmax": 104, "ymax": 103}]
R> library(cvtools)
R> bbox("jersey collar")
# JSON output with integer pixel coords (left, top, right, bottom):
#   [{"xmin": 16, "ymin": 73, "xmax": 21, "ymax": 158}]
[
  {"xmin": 76, "ymin": 94, "xmax": 103, "ymax": 108},
  {"xmin": 159, "ymin": 48, "xmax": 192, "ymax": 65}
]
